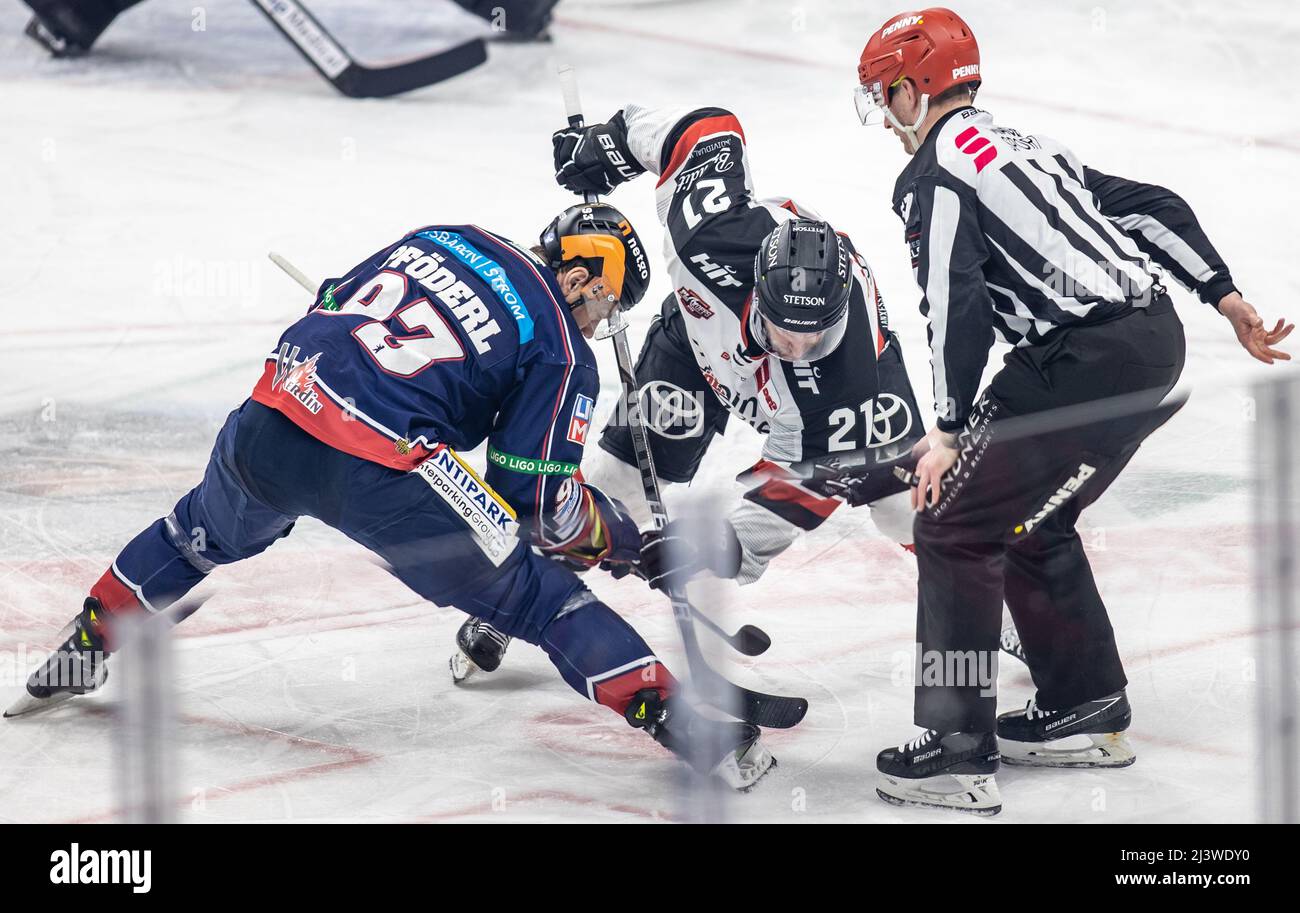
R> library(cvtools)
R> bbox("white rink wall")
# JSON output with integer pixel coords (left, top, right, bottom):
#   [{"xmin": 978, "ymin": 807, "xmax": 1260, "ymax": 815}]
[{"xmin": 0, "ymin": 0, "xmax": 1296, "ymax": 822}]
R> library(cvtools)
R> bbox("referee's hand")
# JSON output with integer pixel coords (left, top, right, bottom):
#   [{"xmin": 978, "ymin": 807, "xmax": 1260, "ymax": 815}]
[
  {"xmin": 912, "ymin": 427, "xmax": 960, "ymax": 511},
  {"xmin": 1219, "ymin": 292, "xmax": 1293, "ymax": 364}
]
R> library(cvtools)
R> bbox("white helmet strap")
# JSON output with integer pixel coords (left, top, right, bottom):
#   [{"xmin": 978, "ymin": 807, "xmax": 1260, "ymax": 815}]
[{"xmin": 883, "ymin": 91, "xmax": 930, "ymax": 153}]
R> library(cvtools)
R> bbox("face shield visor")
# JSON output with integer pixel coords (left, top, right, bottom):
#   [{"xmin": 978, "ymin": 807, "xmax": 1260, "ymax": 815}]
[
  {"xmin": 854, "ymin": 82, "xmax": 890, "ymax": 127},
  {"xmin": 748, "ymin": 302, "xmax": 850, "ymax": 363}
]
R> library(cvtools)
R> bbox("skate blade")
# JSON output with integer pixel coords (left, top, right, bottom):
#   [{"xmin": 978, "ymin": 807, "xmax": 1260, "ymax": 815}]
[
  {"xmin": 876, "ymin": 772, "xmax": 1002, "ymax": 816},
  {"xmin": 713, "ymin": 739, "xmax": 776, "ymax": 792},
  {"xmin": 4, "ymin": 688, "xmax": 80, "ymax": 719},
  {"xmin": 449, "ymin": 650, "xmax": 480, "ymax": 684},
  {"xmin": 999, "ymin": 731, "xmax": 1135, "ymax": 768}
]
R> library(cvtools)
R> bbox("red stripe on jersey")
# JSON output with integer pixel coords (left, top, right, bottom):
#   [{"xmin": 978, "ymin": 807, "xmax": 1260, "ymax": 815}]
[
  {"xmin": 736, "ymin": 458, "xmax": 793, "ymax": 485},
  {"xmin": 250, "ymin": 361, "xmax": 432, "ymax": 471},
  {"xmin": 592, "ymin": 662, "xmax": 677, "ymax": 713},
  {"xmin": 739, "ymin": 293, "xmax": 755, "ymax": 349},
  {"xmin": 90, "ymin": 567, "xmax": 144, "ymax": 617},
  {"xmin": 973, "ymin": 147, "xmax": 998, "ymax": 172},
  {"xmin": 755, "ymin": 479, "xmax": 839, "ymax": 520},
  {"xmin": 656, "ymin": 114, "xmax": 747, "ymax": 188},
  {"xmin": 89, "ymin": 566, "xmax": 146, "ymax": 651}
]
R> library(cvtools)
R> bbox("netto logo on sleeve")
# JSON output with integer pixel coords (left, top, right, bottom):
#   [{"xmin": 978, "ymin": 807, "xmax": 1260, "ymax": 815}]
[{"xmin": 50, "ymin": 844, "xmax": 151, "ymax": 893}]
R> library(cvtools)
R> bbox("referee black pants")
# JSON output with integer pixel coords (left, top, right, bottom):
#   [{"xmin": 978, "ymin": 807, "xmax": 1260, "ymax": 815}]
[{"xmin": 913, "ymin": 296, "xmax": 1186, "ymax": 733}]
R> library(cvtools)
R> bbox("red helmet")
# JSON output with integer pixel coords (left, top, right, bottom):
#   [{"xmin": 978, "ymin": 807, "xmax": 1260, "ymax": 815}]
[{"xmin": 857, "ymin": 8, "xmax": 980, "ymax": 111}]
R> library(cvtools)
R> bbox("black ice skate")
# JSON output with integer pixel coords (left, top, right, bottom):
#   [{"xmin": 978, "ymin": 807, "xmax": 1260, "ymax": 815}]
[
  {"xmin": 449, "ymin": 618, "xmax": 511, "ymax": 683},
  {"xmin": 997, "ymin": 691, "xmax": 1135, "ymax": 768},
  {"xmin": 626, "ymin": 689, "xmax": 774, "ymax": 791},
  {"xmin": 876, "ymin": 729, "xmax": 1002, "ymax": 815},
  {"xmin": 5, "ymin": 599, "xmax": 110, "ymax": 718},
  {"xmin": 22, "ymin": 0, "xmax": 142, "ymax": 57},
  {"xmin": 452, "ymin": 0, "xmax": 559, "ymax": 42}
]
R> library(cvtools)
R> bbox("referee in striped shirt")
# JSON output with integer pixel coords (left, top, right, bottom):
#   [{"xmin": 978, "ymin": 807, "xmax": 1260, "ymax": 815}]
[{"xmin": 856, "ymin": 9, "xmax": 1293, "ymax": 814}]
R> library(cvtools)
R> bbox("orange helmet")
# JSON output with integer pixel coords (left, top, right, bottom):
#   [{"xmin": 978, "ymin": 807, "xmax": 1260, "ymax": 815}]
[{"xmin": 855, "ymin": 8, "xmax": 980, "ymax": 134}]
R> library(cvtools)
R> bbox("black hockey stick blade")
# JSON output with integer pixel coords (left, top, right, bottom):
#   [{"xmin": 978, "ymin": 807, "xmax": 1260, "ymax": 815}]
[
  {"xmin": 250, "ymin": 0, "xmax": 487, "ymax": 98},
  {"xmin": 734, "ymin": 685, "xmax": 808, "ymax": 729},
  {"xmin": 692, "ymin": 661, "xmax": 809, "ymax": 729},
  {"xmin": 332, "ymin": 38, "xmax": 486, "ymax": 99},
  {"xmin": 675, "ymin": 596, "xmax": 772, "ymax": 656},
  {"xmin": 673, "ymin": 589, "xmax": 806, "ymax": 728},
  {"xmin": 732, "ymin": 624, "xmax": 772, "ymax": 657}
]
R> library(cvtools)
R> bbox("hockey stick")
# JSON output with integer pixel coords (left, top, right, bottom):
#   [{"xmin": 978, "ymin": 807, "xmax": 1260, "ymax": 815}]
[
  {"xmin": 557, "ymin": 65, "xmax": 806, "ymax": 728},
  {"xmin": 269, "ymin": 251, "xmax": 318, "ymax": 294},
  {"xmin": 268, "ymin": 242, "xmax": 795, "ymax": 723},
  {"xmin": 555, "ymin": 68, "xmax": 772, "ymax": 660},
  {"xmin": 249, "ymin": 0, "xmax": 487, "ymax": 98},
  {"xmin": 268, "ymin": 251, "xmax": 768, "ymax": 656},
  {"xmin": 788, "ymin": 385, "xmax": 1191, "ymax": 487}
]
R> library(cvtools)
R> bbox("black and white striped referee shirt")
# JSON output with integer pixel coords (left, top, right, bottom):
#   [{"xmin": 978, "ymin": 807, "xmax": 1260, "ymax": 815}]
[{"xmin": 892, "ymin": 106, "xmax": 1238, "ymax": 432}]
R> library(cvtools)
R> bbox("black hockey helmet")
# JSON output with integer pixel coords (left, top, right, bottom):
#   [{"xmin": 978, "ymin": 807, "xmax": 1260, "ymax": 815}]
[
  {"xmin": 539, "ymin": 202, "xmax": 651, "ymax": 309},
  {"xmin": 750, "ymin": 219, "xmax": 853, "ymax": 362}
]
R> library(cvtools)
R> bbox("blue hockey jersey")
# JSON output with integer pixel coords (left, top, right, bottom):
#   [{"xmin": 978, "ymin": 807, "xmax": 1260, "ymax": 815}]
[{"xmin": 251, "ymin": 224, "xmax": 599, "ymax": 538}]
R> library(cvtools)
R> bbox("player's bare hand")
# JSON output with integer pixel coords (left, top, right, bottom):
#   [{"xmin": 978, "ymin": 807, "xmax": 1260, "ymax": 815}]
[
  {"xmin": 1219, "ymin": 292, "xmax": 1293, "ymax": 364},
  {"xmin": 912, "ymin": 427, "xmax": 959, "ymax": 511}
]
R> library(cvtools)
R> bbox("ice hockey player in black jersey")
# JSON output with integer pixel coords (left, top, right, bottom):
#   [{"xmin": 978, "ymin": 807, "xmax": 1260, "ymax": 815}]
[
  {"xmin": 449, "ymin": 101, "xmax": 933, "ymax": 680},
  {"xmin": 856, "ymin": 7, "xmax": 1293, "ymax": 815}
]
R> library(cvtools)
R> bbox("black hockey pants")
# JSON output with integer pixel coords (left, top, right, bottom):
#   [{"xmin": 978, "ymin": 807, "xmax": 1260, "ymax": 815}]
[{"xmin": 913, "ymin": 295, "xmax": 1186, "ymax": 733}]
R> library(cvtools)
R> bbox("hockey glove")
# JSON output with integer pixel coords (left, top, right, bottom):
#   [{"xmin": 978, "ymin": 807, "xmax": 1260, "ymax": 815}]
[
  {"xmin": 539, "ymin": 481, "xmax": 641, "ymax": 571},
  {"xmin": 639, "ymin": 517, "xmax": 742, "ymax": 592},
  {"xmin": 552, "ymin": 111, "xmax": 646, "ymax": 196}
]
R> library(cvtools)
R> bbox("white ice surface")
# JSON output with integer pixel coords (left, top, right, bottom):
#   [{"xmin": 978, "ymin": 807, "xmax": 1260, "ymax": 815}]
[{"xmin": 1, "ymin": 0, "xmax": 1298, "ymax": 822}]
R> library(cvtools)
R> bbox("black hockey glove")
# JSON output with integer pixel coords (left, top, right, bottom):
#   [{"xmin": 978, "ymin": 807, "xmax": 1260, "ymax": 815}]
[
  {"xmin": 638, "ymin": 517, "xmax": 742, "ymax": 592},
  {"xmin": 552, "ymin": 111, "xmax": 646, "ymax": 197},
  {"xmin": 799, "ymin": 448, "xmax": 919, "ymax": 508},
  {"xmin": 540, "ymin": 483, "xmax": 641, "ymax": 572}
]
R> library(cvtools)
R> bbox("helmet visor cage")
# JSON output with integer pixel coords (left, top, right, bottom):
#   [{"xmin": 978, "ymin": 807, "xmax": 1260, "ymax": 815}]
[
  {"xmin": 854, "ymin": 83, "xmax": 889, "ymax": 126},
  {"xmin": 749, "ymin": 304, "xmax": 849, "ymax": 363}
]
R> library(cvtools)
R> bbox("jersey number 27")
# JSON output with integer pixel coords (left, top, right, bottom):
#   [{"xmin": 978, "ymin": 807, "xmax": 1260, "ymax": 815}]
[{"xmin": 329, "ymin": 271, "xmax": 465, "ymax": 377}]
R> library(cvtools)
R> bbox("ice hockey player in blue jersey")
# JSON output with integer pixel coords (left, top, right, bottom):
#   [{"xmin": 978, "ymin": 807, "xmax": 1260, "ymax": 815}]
[{"xmin": 6, "ymin": 203, "xmax": 775, "ymax": 791}]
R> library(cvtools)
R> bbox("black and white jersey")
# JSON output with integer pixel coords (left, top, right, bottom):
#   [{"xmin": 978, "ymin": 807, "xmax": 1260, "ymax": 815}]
[
  {"xmin": 622, "ymin": 103, "xmax": 910, "ymax": 463},
  {"xmin": 599, "ymin": 104, "xmax": 922, "ymax": 582},
  {"xmin": 893, "ymin": 106, "xmax": 1238, "ymax": 433}
]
